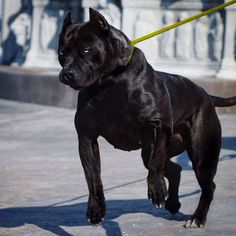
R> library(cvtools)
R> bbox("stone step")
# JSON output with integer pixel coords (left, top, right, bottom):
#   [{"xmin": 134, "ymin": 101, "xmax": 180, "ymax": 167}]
[{"xmin": 0, "ymin": 65, "xmax": 236, "ymax": 113}]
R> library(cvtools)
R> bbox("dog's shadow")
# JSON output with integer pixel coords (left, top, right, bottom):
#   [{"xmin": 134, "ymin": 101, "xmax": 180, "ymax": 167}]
[
  {"xmin": 220, "ymin": 136, "xmax": 236, "ymax": 160},
  {"xmin": 0, "ymin": 198, "xmax": 190, "ymax": 236},
  {"xmin": 175, "ymin": 136, "xmax": 236, "ymax": 170}
]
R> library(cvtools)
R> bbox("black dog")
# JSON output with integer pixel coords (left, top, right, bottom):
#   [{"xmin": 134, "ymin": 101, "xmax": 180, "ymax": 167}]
[{"xmin": 58, "ymin": 9, "xmax": 236, "ymax": 228}]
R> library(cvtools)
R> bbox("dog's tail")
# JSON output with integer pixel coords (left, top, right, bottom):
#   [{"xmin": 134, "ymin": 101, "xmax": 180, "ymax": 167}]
[{"xmin": 210, "ymin": 95, "xmax": 236, "ymax": 107}]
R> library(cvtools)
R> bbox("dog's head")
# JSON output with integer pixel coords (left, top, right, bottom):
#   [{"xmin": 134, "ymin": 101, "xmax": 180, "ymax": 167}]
[{"xmin": 58, "ymin": 8, "xmax": 132, "ymax": 90}]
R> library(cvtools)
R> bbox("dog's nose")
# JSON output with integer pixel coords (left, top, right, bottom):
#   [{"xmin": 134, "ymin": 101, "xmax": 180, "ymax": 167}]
[{"xmin": 63, "ymin": 69, "xmax": 75, "ymax": 81}]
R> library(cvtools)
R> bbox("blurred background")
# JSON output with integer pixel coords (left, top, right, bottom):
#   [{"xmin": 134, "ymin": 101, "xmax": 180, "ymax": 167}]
[{"xmin": 0, "ymin": 0, "xmax": 235, "ymax": 112}]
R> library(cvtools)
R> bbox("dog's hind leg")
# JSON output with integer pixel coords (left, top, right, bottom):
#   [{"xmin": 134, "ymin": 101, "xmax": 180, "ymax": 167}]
[
  {"xmin": 141, "ymin": 146, "xmax": 181, "ymax": 213},
  {"xmin": 185, "ymin": 105, "xmax": 221, "ymax": 228}
]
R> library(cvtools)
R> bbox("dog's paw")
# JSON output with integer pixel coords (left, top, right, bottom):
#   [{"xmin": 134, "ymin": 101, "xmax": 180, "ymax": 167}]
[
  {"xmin": 87, "ymin": 202, "xmax": 106, "ymax": 225},
  {"xmin": 148, "ymin": 175, "xmax": 168, "ymax": 207},
  {"xmin": 165, "ymin": 197, "xmax": 181, "ymax": 214},
  {"xmin": 87, "ymin": 208, "xmax": 105, "ymax": 225},
  {"xmin": 184, "ymin": 217, "xmax": 205, "ymax": 228}
]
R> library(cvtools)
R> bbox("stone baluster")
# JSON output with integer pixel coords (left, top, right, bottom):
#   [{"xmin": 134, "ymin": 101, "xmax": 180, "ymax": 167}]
[
  {"xmin": 122, "ymin": 0, "xmax": 161, "ymax": 66},
  {"xmin": 0, "ymin": 0, "xmax": 2, "ymax": 61},
  {"xmin": 82, "ymin": 0, "xmax": 99, "ymax": 21},
  {"xmin": 217, "ymin": 1, "xmax": 236, "ymax": 80},
  {"xmin": 122, "ymin": 0, "xmax": 161, "ymax": 39},
  {"xmin": 70, "ymin": 0, "xmax": 81, "ymax": 21},
  {"xmin": 1, "ymin": 0, "xmax": 21, "ymax": 64},
  {"xmin": 23, "ymin": 0, "xmax": 52, "ymax": 67}
]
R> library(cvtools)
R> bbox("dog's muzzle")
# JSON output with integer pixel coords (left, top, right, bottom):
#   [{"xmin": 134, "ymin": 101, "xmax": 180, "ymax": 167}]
[{"xmin": 59, "ymin": 69, "xmax": 81, "ymax": 90}]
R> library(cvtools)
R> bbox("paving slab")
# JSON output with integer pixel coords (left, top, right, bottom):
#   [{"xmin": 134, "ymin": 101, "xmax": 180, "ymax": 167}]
[{"xmin": 0, "ymin": 98, "xmax": 235, "ymax": 236}]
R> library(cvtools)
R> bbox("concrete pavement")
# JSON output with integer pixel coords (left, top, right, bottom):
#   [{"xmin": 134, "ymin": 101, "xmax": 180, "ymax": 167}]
[{"xmin": 0, "ymin": 98, "xmax": 236, "ymax": 236}]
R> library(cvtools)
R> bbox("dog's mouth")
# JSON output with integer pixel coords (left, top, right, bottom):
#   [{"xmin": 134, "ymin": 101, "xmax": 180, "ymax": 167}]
[
  {"xmin": 59, "ymin": 69, "xmax": 101, "ymax": 91},
  {"xmin": 59, "ymin": 71, "xmax": 82, "ymax": 90}
]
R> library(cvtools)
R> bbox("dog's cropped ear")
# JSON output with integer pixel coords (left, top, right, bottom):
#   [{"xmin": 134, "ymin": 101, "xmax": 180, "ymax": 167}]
[
  {"xmin": 62, "ymin": 12, "xmax": 72, "ymax": 32},
  {"xmin": 89, "ymin": 8, "xmax": 110, "ymax": 32}
]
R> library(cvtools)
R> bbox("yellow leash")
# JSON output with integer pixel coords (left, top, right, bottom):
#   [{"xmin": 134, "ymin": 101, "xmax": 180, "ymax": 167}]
[{"xmin": 131, "ymin": 0, "xmax": 236, "ymax": 46}]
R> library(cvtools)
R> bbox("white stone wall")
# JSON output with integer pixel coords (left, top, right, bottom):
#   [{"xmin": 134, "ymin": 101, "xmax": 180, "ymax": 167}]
[
  {"xmin": 122, "ymin": 0, "xmax": 236, "ymax": 79},
  {"xmin": 0, "ymin": 0, "xmax": 81, "ymax": 68},
  {"xmin": 1, "ymin": 0, "xmax": 22, "ymax": 64},
  {"xmin": 0, "ymin": 0, "xmax": 235, "ymax": 79},
  {"xmin": 217, "ymin": 0, "xmax": 236, "ymax": 80},
  {"xmin": 121, "ymin": 0, "xmax": 232, "ymax": 78}
]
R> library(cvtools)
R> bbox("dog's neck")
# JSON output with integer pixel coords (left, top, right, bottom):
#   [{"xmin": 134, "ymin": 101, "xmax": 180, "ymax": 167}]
[{"xmin": 102, "ymin": 47, "xmax": 150, "ymax": 80}]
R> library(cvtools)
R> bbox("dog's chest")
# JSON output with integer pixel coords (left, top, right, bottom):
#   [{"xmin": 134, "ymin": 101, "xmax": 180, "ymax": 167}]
[{"xmin": 77, "ymin": 83, "xmax": 156, "ymax": 150}]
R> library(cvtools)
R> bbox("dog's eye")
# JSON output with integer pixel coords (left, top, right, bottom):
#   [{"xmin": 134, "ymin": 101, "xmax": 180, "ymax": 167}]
[
  {"xmin": 59, "ymin": 50, "xmax": 64, "ymax": 56},
  {"xmin": 82, "ymin": 48, "xmax": 91, "ymax": 54}
]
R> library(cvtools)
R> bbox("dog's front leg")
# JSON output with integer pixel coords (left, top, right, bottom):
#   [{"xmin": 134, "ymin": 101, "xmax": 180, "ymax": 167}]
[
  {"xmin": 147, "ymin": 129, "xmax": 169, "ymax": 208},
  {"xmin": 78, "ymin": 134, "xmax": 105, "ymax": 225}
]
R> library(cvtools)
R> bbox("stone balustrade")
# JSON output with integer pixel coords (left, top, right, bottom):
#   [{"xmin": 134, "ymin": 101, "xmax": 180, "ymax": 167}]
[{"xmin": 0, "ymin": 0, "xmax": 235, "ymax": 79}]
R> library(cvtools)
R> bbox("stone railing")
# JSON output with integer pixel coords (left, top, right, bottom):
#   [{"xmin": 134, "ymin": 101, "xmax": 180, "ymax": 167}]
[
  {"xmin": 121, "ymin": 0, "xmax": 236, "ymax": 79},
  {"xmin": 0, "ymin": 0, "xmax": 235, "ymax": 79},
  {"xmin": 0, "ymin": 0, "xmax": 81, "ymax": 68}
]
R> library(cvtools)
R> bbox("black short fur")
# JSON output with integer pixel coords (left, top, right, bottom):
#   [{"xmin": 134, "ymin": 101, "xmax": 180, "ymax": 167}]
[{"xmin": 58, "ymin": 9, "xmax": 236, "ymax": 227}]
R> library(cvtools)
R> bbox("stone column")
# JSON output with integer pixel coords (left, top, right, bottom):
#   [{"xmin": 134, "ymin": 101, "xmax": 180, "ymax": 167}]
[
  {"xmin": 0, "ymin": 0, "xmax": 3, "ymax": 61},
  {"xmin": 70, "ymin": 0, "xmax": 81, "ymax": 21},
  {"xmin": 24, "ymin": 0, "xmax": 77, "ymax": 68},
  {"xmin": 1, "ymin": 0, "xmax": 21, "ymax": 42},
  {"xmin": 122, "ymin": 0, "xmax": 161, "ymax": 65},
  {"xmin": 82, "ymin": 0, "xmax": 99, "ymax": 21},
  {"xmin": 23, "ymin": 0, "xmax": 54, "ymax": 68},
  {"xmin": 122, "ymin": 0, "xmax": 161, "ymax": 38},
  {"xmin": 217, "ymin": 1, "xmax": 236, "ymax": 80},
  {"xmin": 82, "ymin": 0, "xmax": 121, "ymax": 28},
  {"xmin": 1, "ymin": 0, "xmax": 21, "ymax": 64}
]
